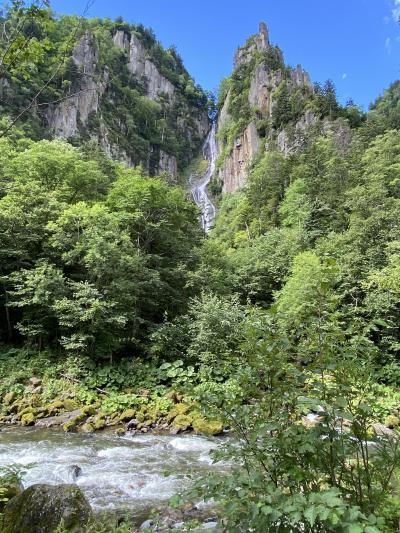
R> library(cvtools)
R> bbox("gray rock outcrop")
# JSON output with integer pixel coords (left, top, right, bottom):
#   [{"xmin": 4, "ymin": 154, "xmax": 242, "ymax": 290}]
[
  {"xmin": 45, "ymin": 28, "xmax": 209, "ymax": 180},
  {"xmin": 46, "ymin": 31, "xmax": 107, "ymax": 139},
  {"xmin": 219, "ymin": 122, "xmax": 260, "ymax": 193},
  {"xmin": 235, "ymin": 22, "xmax": 270, "ymax": 67},
  {"xmin": 113, "ymin": 30, "xmax": 175, "ymax": 101}
]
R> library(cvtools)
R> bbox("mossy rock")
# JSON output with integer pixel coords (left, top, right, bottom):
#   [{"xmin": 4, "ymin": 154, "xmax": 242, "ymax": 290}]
[
  {"xmin": 47, "ymin": 400, "xmax": 64, "ymax": 415},
  {"xmin": 21, "ymin": 412, "xmax": 36, "ymax": 426},
  {"xmin": 3, "ymin": 391, "xmax": 16, "ymax": 406},
  {"xmin": 142, "ymin": 402, "xmax": 170, "ymax": 425},
  {"xmin": 81, "ymin": 405, "xmax": 96, "ymax": 416},
  {"xmin": 166, "ymin": 403, "xmax": 191, "ymax": 422},
  {"xmin": 93, "ymin": 415, "xmax": 106, "ymax": 430},
  {"xmin": 80, "ymin": 423, "xmax": 95, "ymax": 434},
  {"xmin": 63, "ymin": 399, "xmax": 79, "ymax": 411},
  {"xmin": 2, "ymin": 483, "xmax": 92, "ymax": 533},
  {"xmin": 119, "ymin": 409, "xmax": 136, "ymax": 421},
  {"xmin": 115, "ymin": 427, "xmax": 126, "ymax": 436},
  {"xmin": 171, "ymin": 414, "xmax": 193, "ymax": 430},
  {"xmin": 63, "ymin": 413, "xmax": 86, "ymax": 433},
  {"xmin": 192, "ymin": 416, "xmax": 223, "ymax": 436},
  {"xmin": 63, "ymin": 419, "xmax": 78, "ymax": 432},
  {"xmin": 384, "ymin": 415, "xmax": 400, "ymax": 428},
  {"xmin": 18, "ymin": 406, "xmax": 37, "ymax": 418}
]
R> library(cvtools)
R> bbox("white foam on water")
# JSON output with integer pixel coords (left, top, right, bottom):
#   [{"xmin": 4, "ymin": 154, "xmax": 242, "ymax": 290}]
[
  {"xmin": 169, "ymin": 436, "xmax": 217, "ymax": 453},
  {"xmin": 0, "ymin": 428, "xmax": 226, "ymax": 513}
]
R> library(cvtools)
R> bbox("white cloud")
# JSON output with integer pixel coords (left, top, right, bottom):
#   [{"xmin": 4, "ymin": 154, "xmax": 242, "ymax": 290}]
[
  {"xmin": 385, "ymin": 37, "xmax": 392, "ymax": 53},
  {"xmin": 392, "ymin": 0, "xmax": 400, "ymax": 22},
  {"xmin": 342, "ymin": 73, "xmax": 347, "ymax": 80}
]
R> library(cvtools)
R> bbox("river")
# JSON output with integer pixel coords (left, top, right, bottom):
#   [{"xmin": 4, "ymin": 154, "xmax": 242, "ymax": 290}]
[{"xmin": 0, "ymin": 427, "xmax": 225, "ymax": 520}]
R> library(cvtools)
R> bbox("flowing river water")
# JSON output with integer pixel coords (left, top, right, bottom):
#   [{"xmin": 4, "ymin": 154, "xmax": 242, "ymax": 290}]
[
  {"xmin": 191, "ymin": 123, "xmax": 217, "ymax": 232},
  {"xmin": 0, "ymin": 427, "xmax": 225, "ymax": 520}
]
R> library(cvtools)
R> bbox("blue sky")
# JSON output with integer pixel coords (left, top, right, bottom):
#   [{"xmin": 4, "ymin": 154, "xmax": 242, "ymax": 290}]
[{"xmin": 52, "ymin": 0, "xmax": 400, "ymax": 109}]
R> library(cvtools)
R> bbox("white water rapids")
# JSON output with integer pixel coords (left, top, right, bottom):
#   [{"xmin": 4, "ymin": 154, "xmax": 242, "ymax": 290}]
[
  {"xmin": 0, "ymin": 428, "xmax": 225, "ymax": 517},
  {"xmin": 191, "ymin": 123, "xmax": 217, "ymax": 232}
]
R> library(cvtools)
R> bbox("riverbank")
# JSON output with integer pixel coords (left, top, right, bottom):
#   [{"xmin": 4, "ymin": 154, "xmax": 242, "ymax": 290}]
[{"xmin": 0, "ymin": 349, "xmax": 225, "ymax": 438}]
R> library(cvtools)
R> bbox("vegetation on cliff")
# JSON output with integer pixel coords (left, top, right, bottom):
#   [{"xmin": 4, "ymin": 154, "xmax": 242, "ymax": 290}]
[
  {"xmin": 1, "ymin": 2, "xmax": 400, "ymax": 532},
  {"xmin": 0, "ymin": 2, "xmax": 211, "ymax": 171}
]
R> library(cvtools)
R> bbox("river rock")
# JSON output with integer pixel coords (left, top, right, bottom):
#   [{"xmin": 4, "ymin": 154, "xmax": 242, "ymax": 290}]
[
  {"xmin": 68, "ymin": 465, "xmax": 82, "ymax": 481},
  {"xmin": 35, "ymin": 409, "xmax": 82, "ymax": 428},
  {"xmin": 29, "ymin": 377, "xmax": 42, "ymax": 387},
  {"xmin": 127, "ymin": 418, "xmax": 140, "ymax": 429},
  {"xmin": 2, "ymin": 483, "xmax": 93, "ymax": 533},
  {"xmin": 140, "ymin": 519, "xmax": 155, "ymax": 530},
  {"xmin": 372, "ymin": 423, "xmax": 395, "ymax": 438}
]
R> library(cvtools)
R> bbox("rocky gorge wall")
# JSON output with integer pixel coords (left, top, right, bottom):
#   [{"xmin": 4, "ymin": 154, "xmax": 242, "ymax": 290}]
[
  {"xmin": 44, "ymin": 27, "xmax": 209, "ymax": 178},
  {"xmin": 46, "ymin": 31, "xmax": 107, "ymax": 140}
]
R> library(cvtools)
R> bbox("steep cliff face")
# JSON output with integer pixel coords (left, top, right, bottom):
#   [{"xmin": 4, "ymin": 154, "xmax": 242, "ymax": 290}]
[
  {"xmin": 219, "ymin": 122, "xmax": 260, "ymax": 193},
  {"xmin": 112, "ymin": 30, "xmax": 176, "ymax": 101},
  {"xmin": 40, "ymin": 21, "xmax": 210, "ymax": 178},
  {"xmin": 216, "ymin": 23, "xmax": 316, "ymax": 192},
  {"xmin": 46, "ymin": 31, "xmax": 107, "ymax": 140}
]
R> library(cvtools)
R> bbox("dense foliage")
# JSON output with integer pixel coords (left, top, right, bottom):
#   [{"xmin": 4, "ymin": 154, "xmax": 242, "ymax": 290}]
[
  {"xmin": 1, "ymin": 4, "xmax": 400, "ymax": 532},
  {"xmin": 0, "ymin": 135, "xmax": 202, "ymax": 357}
]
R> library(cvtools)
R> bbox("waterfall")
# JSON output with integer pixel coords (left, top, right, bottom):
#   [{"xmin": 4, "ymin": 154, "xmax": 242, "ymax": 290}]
[{"xmin": 191, "ymin": 123, "xmax": 217, "ymax": 232}]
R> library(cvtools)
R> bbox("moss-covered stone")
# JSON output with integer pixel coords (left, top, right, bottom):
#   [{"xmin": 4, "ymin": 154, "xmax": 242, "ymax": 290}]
[
  {"xmin": 62, "ymin": 412, "xmax": 86, "ymax": 432},
  {"xmin": 3, "ymin": 391, "xmax": 16, "ymax": 406},
  {"xmin": 80, "ymin": 423, "xmax": 95, "ymax": 434},
  {"xmin": 93, "ymin": 414, "xmax": 106, "ymax": 430},
  {"xmin": 384, "ymin": 415, "xmax": 400, "ymax": 428},
  {"xmin": 119, "ymin": 409, "xmax": 136, "ymax": 421},
  {"xmin": 47, "ymin": 400, "xmax": 64, "ymax": 415},
  {"xmin": 115, "ymin": 427, "xmax": 126, "ymax": 436},
  {"xmin": 21, "ymin": 412, "xmax": 36, "ymax": 426},
  {"xmin": 81, "ymin": 405, "xmax": 96, "ymax": 416},
  {"xmin": 63, "ymin": 399, "xmax": 79, "ymax": 411},
  {"xmin": 18, "ymin": 406, "xmax": 37, "ymax": 418},
  {"xmin": 166, "ymin": 403, "xmax": 191, "ymax": 422},
  {"xmin": 2, "ymin": 483, "xmax": 92, "ymax": 533},
  {"xmin": 171, "ymin": 414, "xmax": 193, "ymax": 430},
  {"xmin": 192, "ymin": 416, "xmax": 223, "ymax": 436}
]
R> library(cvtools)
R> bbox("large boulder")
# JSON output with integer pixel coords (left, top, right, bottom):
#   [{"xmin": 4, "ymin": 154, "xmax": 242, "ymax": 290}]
[
  {"xmin": 2, "ymin": 483, "xmax": 92, "ymax": 533},
  {"xmin": 35, "ymin": 409, "xmax": 82, "ymax": 428}
]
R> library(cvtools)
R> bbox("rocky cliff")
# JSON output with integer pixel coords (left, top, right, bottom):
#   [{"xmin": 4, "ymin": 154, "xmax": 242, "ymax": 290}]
[
  {"xmin": 112, "ymin": 30, "xmax": 176, "ymax": 101},
  {"xmin": 216, "ymin": 23, "xmax": 319, "ymax": 192},
  {"xmin": 46, "ymin": 31, "xmax": 107, "ymax": 140},
  {"xmin": 30, "ymin": 21, "xmax": 211, "ymax": 178}
]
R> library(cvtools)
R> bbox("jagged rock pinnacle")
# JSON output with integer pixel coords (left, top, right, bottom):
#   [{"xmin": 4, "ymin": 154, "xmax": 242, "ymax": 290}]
[
  {"xmin": 234, "ymin": 22, "xmax": 270, "ymax": 67},
  {"xmin": 259, "ymin": 22, "xmax": 269, "ymax": 47}
]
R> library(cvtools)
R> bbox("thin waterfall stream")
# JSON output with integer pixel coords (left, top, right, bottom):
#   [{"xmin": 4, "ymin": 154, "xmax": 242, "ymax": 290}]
[{"xmin": 191, "ymin": 123, "xmax": 217, "ymax": 232}]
